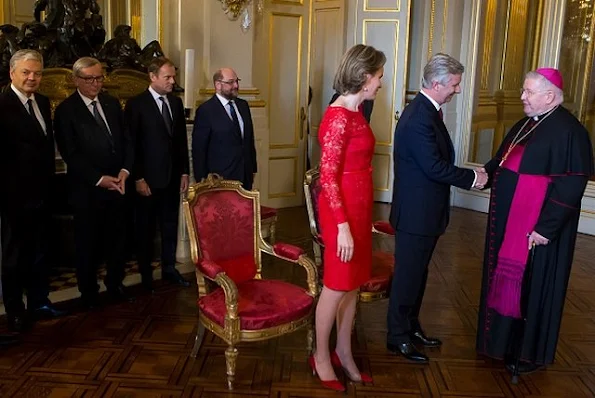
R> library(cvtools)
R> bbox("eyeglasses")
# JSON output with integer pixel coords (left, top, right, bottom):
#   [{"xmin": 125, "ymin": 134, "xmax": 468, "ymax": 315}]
[
  {"xmin": 78, "ymin": 75, "xmax": 105, "ymax": 84},
  {"xmin": 218, "ymin": 78, "xmax": 241, "ymax": 85},
  {"xmin": 519, "ymin": 88, "xmax": 549, "ymax": 97}
]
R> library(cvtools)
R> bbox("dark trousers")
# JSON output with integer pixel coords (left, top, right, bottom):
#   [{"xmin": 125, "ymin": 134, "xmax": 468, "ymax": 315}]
[
  {"xmin": 73, "ymin": 194, "xmax": 126, "ymax": 298},
  {"xmin": 135, "ymin": 180, "xmax": 180, "ymax": 280},
  {"xmin": 387, "ymin": 230, "xmax": 439, "ymax": 344},
  {"xmin": 1, "ymin": 205, "xmax": 50, "ymax": 315}
]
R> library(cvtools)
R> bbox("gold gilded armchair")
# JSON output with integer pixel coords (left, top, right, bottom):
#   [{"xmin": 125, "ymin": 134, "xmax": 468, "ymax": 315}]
[
  {"xmin": 183, "ymin": 174, "xmax": 318, "ymax": 390},
  {"xmin": 304, "ymin": 166, "xmax": 395, "ymax": 302}
]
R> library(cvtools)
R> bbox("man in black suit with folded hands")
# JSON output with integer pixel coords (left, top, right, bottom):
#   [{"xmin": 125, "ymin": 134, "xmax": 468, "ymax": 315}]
[
  {"xmin": 192, "ymin": 67, "xmax": 257, "ymax": 189},
  {"xmin": 54, "ymin": 56, "xmax": 134, "ymax": 308},
  {"xmin": 124, "ymin": 57, "xmax": 190, "ymax": 291},
  {"xmin": 386, "ymin": 53, "xmax": 488, "ymax": 362},
  {"xmin": 0, "ymin": 49, "xmax": 66, "ymax": 336}
]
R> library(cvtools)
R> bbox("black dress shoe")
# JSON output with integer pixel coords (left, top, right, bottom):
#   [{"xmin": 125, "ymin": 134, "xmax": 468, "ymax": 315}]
[
  {"xmin": 162, "ymin": 268, "xmax": 190, "ymax": 287},
  {"xmin": 506, "ymin": 361, "xmax": 544, "ymax": 375},
  {"xmin": 30, "ymin": 304, "xmax": 68, "ymax": 320},
  {"xmin": 410, "ymin": 330, "xmax": 442, "ymax": 347},
  {"xmin": 7, "ymin": 314, "xmax": 28, "ymax": 333},
  {"xmin": 107, "ymin": 285, "xmax": 135, "ymax": 302},
  {"xmin": 0, "ymin": 334, "xmax": 18, "ymax": 347},
  {"xmin": 387, "ymin": 342, "xmax": 429, "ymax": 363}
]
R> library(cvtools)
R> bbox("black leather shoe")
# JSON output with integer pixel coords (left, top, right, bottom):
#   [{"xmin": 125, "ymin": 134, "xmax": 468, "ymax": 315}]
[
  {"xmin": 387, "ymin": 342, "xmax": 429, "ymax": 363},
  {"xmin": 162, "ymin": 268, "xmax": 190, "ymax": 287},
  {"xmin": 410, "ymin": 330, "xmax": 442, "ymax": 347},
  {"xmin": 107, "ymin": 285, "xmax": 135, "ymax": 303},
  {"xmin": 7, "ymin": 314, "xmax": 28, "ymax": 333},
  {"xmin": 0, "ymin": 334, "xmax": 18, "ymax": 347},
  {"xmin": 505, "ymin": 361, "xmax": 544, "ymax": 375},
  {"xmin": 30, "ymin": 304, "xmax": 68, "ymax": 320}
]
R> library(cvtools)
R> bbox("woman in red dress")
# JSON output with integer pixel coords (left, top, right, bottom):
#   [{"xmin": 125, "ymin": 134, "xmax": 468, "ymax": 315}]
[{"xmin": 309, "ymin": 44, "xmax": 385, "ymax": 391}]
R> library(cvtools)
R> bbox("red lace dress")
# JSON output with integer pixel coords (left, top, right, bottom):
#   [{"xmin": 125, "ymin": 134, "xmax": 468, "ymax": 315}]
[{"xmin": 318, "ymin": 106, "xmax": 375, "ymax": 291}]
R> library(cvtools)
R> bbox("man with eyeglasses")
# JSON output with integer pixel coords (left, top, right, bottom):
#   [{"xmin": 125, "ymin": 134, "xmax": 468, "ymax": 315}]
[
  {"xmin": 124, "ymin": 57, "xmax": 191, "ymax": 292},
  {"xmin": 476, "ymin": 68, "xmax": 594, "ymax": 376},
  {"xmin": 192, "ymin": 67, "xmax": 257, "ymax": 189},
  {"xmin": 0, "ymin": 49, "xmax": 66, "ymax": 337},
  {"xmin": 54, "ymin": 57, "xmax": 134, "ymax": 309}
]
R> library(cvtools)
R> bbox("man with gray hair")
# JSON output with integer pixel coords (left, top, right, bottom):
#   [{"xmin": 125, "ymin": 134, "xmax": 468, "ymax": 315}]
[
  {"xmin": 54, "ymin": 56, "xmax": 134, "ymax": 309},
  {"xmin": 0, "ymin": 49, "xmax": 66, "ymax": 337},
  {"xmin": 386, "ymin": 53, "xmax": 487, "ymax": 362},
  {"xmin": 476, "ymin": 68, "xmax": 593, "ymax": 375}
]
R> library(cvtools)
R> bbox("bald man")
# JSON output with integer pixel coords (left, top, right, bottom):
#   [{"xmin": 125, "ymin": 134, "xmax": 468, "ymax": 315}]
[{"xmin": 191, "ymin": 68, "xmax": 257, "ymax": 189}]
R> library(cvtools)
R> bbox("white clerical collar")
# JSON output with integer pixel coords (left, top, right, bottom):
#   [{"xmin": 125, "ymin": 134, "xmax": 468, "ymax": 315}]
[
  {"xmin": 533, "ymin": 105, "xmax": 559, "ymax": 121},
  {"xmin": 420, "ymin": 89, "xmax": 441, "ymax": 111}
]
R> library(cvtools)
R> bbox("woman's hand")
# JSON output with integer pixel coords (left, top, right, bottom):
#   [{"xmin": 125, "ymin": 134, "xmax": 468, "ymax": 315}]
[{"xmin": 337, "ymin": 222, "xmax": 354, "ymax": 262}]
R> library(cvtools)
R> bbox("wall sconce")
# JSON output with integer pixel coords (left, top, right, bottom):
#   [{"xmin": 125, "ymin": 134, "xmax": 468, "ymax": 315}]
[{"xmin": 218, "ymin": 0, "xmax": 264, "ymax": 31}]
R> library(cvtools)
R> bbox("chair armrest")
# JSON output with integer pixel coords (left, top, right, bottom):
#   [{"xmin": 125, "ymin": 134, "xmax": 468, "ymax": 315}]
[
  {"xmin": 197, "ymin": 259, "xmax": 225, "ymax": 280},
  {"xmin": 260, "ymin": 241, "xmax": 319, "ymax": 297},
  {"xmin": 273, "ymin": 242, "xmax": 305, "ymax": 260},
  {"xmin": 373, "ymin": 220, "xmax": 395, "ymax": 236}
]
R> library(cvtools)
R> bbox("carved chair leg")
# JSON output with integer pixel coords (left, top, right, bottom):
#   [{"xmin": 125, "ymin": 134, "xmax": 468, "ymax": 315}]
[
  {"xmin": 190, "ymin": 321, "xmax": 206, "ymax": 358},
  {"xmin": 225, "ymin": 344, "xmax": 239, "ymax": 390}
]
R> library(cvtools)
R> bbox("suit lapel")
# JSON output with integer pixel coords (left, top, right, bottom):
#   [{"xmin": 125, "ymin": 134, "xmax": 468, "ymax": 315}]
[
  {"xmin": 7, "ymin": 89, "xmax": 47, "ymax": 138},
  {"xmin": 213, "ymin": 95, "xmax": 242, "ymax": 142},
  {"xmin": 144, "ymin": 90, "xmax": 170, "ymax": 136},
  {"xmin": 418, "ymin": 94, "xmax": 454, "ymax": 162}
]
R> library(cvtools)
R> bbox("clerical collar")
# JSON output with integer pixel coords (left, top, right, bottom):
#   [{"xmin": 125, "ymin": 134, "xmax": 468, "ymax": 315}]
[{"xmin": 533, "ymin": 105, "xmax": 559, "ymax": 121}]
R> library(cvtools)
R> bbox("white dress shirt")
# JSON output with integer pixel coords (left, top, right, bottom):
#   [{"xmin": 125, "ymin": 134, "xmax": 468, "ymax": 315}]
[
  {"xmin": 148, "ymin": 86, "xmax": 173, "ymax": 118},
  {"xmin": 11, "ymin": 84, "xmax": 47, "ymax": 134},
  {"xmin": 216, "ymin": 93, "xmax": 244, "ymax": 137}
]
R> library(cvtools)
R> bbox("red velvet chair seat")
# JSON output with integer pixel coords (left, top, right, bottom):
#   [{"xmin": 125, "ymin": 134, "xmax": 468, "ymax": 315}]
[
  {"xmin": 361, "ymin": 251, "xmax": 394, "ymax": 292},
  {"xmin": 198, "ymin": 279, "xmax": 314, "ymax": 330},
  {"xmin": 260, "ymin": 205, "xmax": 277, "ymax": 220}
]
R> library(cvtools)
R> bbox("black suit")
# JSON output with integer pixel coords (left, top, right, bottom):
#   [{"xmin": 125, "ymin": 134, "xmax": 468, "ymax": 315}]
[
  {"xmin": 192, "ymin": 95, "xmax": 257, "ymax": 189},
  {"xmin": 387, "ymin": 93, "xmax": 475, "ymax": 344},
  {"xmin": 54, "ymin": 91, "xmax": 133, "ymax": 299},
  {"xmin": 0, "ymin": 87, "xmax": 55, "ymax": 315},
  {"xmin": 125, "ymin": 89, "xmax": 189, "ymax": 281}
]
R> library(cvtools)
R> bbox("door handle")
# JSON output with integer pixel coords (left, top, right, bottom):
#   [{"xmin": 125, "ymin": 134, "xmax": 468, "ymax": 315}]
[
  {"xmin": 394, "ymin": 110, "xmax": 400, "ymax": 121},
  {"xmin": 299, "ymin": 106, "xmax": 307, "ymax": 140}
]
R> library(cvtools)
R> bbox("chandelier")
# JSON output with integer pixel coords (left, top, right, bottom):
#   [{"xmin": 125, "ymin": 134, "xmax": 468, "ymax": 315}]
[{"xmin": 218, "ymin": 0, "xmax": 265, "ymax": 32}]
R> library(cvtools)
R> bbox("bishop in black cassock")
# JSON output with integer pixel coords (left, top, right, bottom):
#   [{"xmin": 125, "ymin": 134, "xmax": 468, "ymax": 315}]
[{"xmin": 476, "ymin": 68, "xmax": 594, "ymax": 374}]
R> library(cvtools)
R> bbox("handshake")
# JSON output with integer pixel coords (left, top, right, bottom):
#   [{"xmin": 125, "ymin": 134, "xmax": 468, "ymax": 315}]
[{"xmin": 473, "ymin": 167, "xmax": 488, "ymax": 190}]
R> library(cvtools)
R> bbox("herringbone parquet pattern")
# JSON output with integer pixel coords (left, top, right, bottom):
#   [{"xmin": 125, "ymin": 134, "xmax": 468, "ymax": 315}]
[{"xmin": 1, "ymin": 205, "xmax": 595, "ymax": 397}]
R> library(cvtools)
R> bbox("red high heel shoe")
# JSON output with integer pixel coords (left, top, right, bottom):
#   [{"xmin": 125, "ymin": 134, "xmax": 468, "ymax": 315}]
[
  {"xmin": 308, "ymin": 355, "xmax": 346, "ymax": 392},
  {"xmin": 330, "ymin": 351, "xmax": 373, "ymax": 383}
]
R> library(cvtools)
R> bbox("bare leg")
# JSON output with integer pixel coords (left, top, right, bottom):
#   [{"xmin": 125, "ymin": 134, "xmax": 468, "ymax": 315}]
[
  {"xmin": 314, "ymin": 285, "xmax": 345, "ymax": 381},
  {"xmin": 335, "ymin": 289, "xmax": 363, "ymax": 380}
]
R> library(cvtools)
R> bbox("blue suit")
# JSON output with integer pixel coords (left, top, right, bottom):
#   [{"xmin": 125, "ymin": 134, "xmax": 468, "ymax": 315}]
[{"xmin": 387, "ymin": 92, "xmax": 475, "ymax": 343}]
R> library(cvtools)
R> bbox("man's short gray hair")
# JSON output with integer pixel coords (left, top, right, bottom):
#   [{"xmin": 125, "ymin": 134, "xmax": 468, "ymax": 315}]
[
  {"xmin": 421, "ymin": 53, "xmax": 464, "ymax": 88},
  {"xmin": 9, "ymin": 49, "xmax": 44, "ymax": 70},
  {"xmin": 525, "ymin": 71, "xmax": 564, "ymax": 102},
  {"xmin": 72, "ymin": 56, "xmax": 102, "ymax": 77}
]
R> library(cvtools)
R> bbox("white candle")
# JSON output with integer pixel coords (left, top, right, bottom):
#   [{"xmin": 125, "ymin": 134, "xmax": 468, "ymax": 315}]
[{"xmin": 184, "ymin": 49, "xmax": 195, "ymax": 109}]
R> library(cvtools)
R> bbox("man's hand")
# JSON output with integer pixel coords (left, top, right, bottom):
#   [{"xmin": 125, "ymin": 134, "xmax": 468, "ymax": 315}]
[
  {"xmin": 473, "ymin": 170, "xmax": 488, "ymax": 189},
  {"xmin": 98, "ymin": 175, "xmax": 123, "ymax": 194},
  {"xmin": 117, "ymin": 170, "xmax": 129, "ymax": 195},
  {"xmin": 180, "ymin": 175, "xmax": 189, "ymax": 193},
  {"xmin": 528, "ymin": 231, "xmax": 549, "ymax": 249},
  {"xmin": 136, "ymin": 179, "xmax": 152, "ymax": 196}
]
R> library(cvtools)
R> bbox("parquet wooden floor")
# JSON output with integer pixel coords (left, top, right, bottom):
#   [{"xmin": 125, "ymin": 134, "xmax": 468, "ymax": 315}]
[{"xmin": 1, "ymin": 205, "xmax": 595, "ymax": 397}]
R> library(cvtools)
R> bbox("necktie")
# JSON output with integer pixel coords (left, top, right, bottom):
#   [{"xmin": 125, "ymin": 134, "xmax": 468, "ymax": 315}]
[
  {"xmin": 91, "ymin": 100, "xmax": 112, "ymax": 139},
  {"xmin": 27, "ymin": 99, "xmax": 45, "ymax": 135},
  {"xmin": 228, "ymin": 100, "xmax": 242, "ymax": 138},
  {"xmin": 438, "ymin": 108, "xmax": 444, "ymax": 120},
  {"xmin": 159, "ymin": 96, "xmax": 173, "ymax": 135}
]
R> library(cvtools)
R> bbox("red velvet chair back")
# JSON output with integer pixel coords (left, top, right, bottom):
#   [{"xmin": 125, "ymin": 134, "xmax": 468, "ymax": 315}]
[{"xmin": 190, "ymin": 189, "xmax": 258, "ymax": 284}]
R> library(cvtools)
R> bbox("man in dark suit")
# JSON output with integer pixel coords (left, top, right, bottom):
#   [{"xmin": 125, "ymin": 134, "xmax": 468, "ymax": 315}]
[
  {"xmin": 192, "ymin": 67, "xmax": 257, "ymax": 189},
  {"xmin": 0, "ymin": 49, "xmax": 66, "ymax": 335},
  {"xmin": 386, "ymin": 53, "xmax": 488, "ymax": 362},
  {"xmin": 54, "ymin": 56, "xmax": 134, "ymax": 308},
  {"xmin": 124, "ymin": 57, "xmax": 190, "ymax": 291}
]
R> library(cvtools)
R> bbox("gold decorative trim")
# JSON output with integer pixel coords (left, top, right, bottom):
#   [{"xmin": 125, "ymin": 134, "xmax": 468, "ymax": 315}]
[
  {"xmin": 372, "ymin": 152, "xmax": 391, "ymax": 192},
  {"xmin": 530, "ymin": 0, "xmax": 545, "ymax": 70},
  {"xmin": 428, "ymin": 0, "xmax": 436, "ymax": 58},
  {"xmin": 272, "ymin": 0, "xmax": 304, "ymax": 5},
  {"xmin": 441, "ymin": 0, "xmax": 448, "ymax": 52},
  {"xmin": 157, "ymin": 0, "xmax": 164, "ymax": 45},
  {"xmin": 363, "ymin": 0, "xmax": 400, "ymax": 12},
  {"xmin": 498, "ymin": 0, "xmax": 512, "ymax": 90},
  {"xmin": 267, "ymin": 156, "xmax": 298, "ymax": 197},
  {"xmin": 130, "ymin": 0, "xmax": 142, "ymax": 43},
  {"xmin": 0, "ymin": 0, "xmax": 4, "ymax": 23},
  {"xmin": 359, "ymin": 290, "xmax": 388, "ymax": 302}
]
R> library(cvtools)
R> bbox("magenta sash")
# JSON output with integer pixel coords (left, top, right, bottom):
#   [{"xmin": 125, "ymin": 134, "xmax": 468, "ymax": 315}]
[{"xmin": 486, "ymin": 145, "xmax": 550, "ymax": 318}]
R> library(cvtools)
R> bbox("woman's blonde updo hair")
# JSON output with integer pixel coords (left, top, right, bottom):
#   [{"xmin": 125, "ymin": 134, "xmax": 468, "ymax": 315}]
[{"xmin": 333, "ymin": 44, "xmax": 386, "ymax": 95}]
